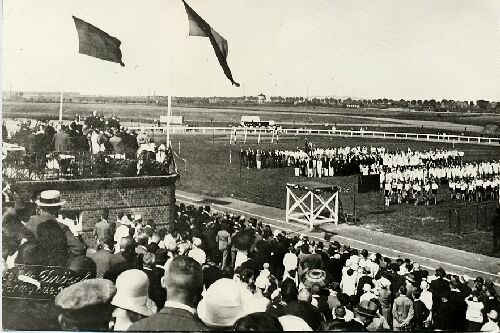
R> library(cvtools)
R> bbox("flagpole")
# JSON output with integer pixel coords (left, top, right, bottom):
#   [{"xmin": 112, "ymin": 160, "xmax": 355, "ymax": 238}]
[{"xmin": 59, "ymin": 91, "xmax": 64, "ymax": 123}]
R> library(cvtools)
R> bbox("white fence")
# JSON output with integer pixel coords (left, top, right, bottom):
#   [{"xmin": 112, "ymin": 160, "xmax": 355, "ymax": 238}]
[{"xmin": 128, "ymin": 126, "xmax": 500, "ymax": 146}]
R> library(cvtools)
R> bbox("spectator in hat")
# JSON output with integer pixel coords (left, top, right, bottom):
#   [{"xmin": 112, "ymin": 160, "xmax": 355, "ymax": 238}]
[
  {"xmin": 465, "ymin": 291, "xmax": 484, "ymax": 331},
  {"xmin": 129, "ymin": 256, "xmax": 207, "ymax": 331},
  {"xmin": 234, "ymin": 312, "xmax": 283, "ymax": 331},
  {"xmin": 110, "ymin": 270, "xmax": 156, "ymax": 331},
  {"xmin": 216, "ymin": 223, "xmax": 231, "ymax": 270},
  {"xmin": 188, "ymin": 237, "xmax": 206, "ymax": 265},
  {"xmin": 392, "ymin": 285, "xmax": 414, "ymax": 331},
  {"xmin": 481, "ymin": 309, "xmax": 500, "ymax": 331},
  {"xmin": 360, "ymin": 283, "xmax": 377, "ymax": 303},
  {"xmin": 345, "ymin": 299, "xmax": 379, "ymax": 331},
  {"xmin": 54, "ymin": 279, "xmax": 116, "ymax": 330},
  {"xmin": 278, "ymin": 315, "xmax": 313, "ymax": 331},
  {"xmin": 280, "ymin": 300, "xmax": 324, "ymax": 331},
  {"xmin": 25, "ymin": 190, "xmax": 86, "ymax": 259},
  {"xmin": 197, "ymin": 278, "xmax": 252, "ymax": 329}
]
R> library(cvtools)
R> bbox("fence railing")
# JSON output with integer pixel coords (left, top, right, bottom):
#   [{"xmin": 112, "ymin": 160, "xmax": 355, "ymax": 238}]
[
  {"xmin": 128, "ymin": 126, "xmax": 500, "ymax": 146},
  {"xmin": 2, "ymin": 150, "xmax": 175, "ymax": 181}
]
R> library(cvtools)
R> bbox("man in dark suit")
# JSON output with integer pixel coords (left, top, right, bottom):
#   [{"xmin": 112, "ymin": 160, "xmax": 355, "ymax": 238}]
[
  {"xmin": 129, "ymin": 256, "xmax": 208, "ymax": 331},
  {"xmin": 53, "ymin": 126, "xmax": 71, "ymax": 152},
  {"xmin": 104, "ymin": 237, "xmax": 141, "ymax": 282},
  {"xmin": 92, "ymin": 209, "xmax": 113, "ymax": 247},
  {"xmin": 430, "ymin": 267, "xmax": 450, "ymax": 314},
  {"xmin": 25, "ymin": 190, "xmax": 87, "ymax": 258},
  {"xmin": 87, "ymin": 238, "xmax": 115, "ymax": 278}
]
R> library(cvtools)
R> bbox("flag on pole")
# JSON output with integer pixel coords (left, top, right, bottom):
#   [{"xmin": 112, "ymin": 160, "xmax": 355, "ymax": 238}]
[
  {"xmin": 72, "ymin": 16, "xmax": 125, "ymax": 67},
  {"xmin": 182, "ymin": 1, "xmax": 240, "ymax": 87}
]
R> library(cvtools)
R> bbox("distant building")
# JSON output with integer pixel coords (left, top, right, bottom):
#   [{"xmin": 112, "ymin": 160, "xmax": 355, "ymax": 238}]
[
  {"xmin": 257, "ymin": 93, "xmax": 266, "ymax": 104},
  {"xmin": 346, "ymin": 103, "xmax": 360, "ymax": 108}
]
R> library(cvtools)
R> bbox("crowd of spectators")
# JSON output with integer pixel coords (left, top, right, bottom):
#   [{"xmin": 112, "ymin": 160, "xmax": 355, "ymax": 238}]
[
  {"xmin": 3, "ymin": 188, "xmax": 500, "ymax": 331},
  {"xmin": 3, "ymin": 112, "xmax": 174, "ymax": 178}
]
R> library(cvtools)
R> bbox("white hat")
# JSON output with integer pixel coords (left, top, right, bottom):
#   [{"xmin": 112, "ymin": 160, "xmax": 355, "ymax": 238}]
[
  {"xmin": 278, "ymin": 315, "xmax": 312, "ymax": 331},
  {"xmin": 192, "ymin": 237, "xmax": 202, "ymax": 247},
  {"xmin": 111, "ymin": 269, "xmax": 156, "ymax": 317},
  {"xmin": 36, "ymin": 190, "xmax": 66, "ymax": 207},
  {"xmin": 362, "ymin": 283, "xmax": 372, "ymax": 292},
  {"xmin": 197, "ymin": 278, "xmax": 250, "ymax": 327},
  {"xmin": 134, "ymin": 214, "xmax": 142, "ymax": 221},
  {"xmin": 488, "ymin": 309, "xmax": 498, "ymax": 320}
]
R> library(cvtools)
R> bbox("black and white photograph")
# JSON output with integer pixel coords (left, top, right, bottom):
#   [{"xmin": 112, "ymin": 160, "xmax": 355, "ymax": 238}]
[{"xmin": 2, "ymin": 0, "xmax": 500, "ymax": 331}]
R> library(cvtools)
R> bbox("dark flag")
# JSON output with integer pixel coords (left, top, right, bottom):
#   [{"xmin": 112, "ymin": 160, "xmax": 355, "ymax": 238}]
[
  {"xmin": 72, "ymin": 16, "xmax": 125, "ymax": 67},
  {"xmin": 182, "ymin": 1, "xmax": 240, "ymax": 87}
]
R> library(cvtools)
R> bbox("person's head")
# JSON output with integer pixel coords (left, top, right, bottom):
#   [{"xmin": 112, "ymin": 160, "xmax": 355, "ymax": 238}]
[
  {"xmin": 36, "ymin": 190, "xmax": 66, "ymax": 216},
  {"xmin": 233, "ymin": 312, "xmax": 283, "ymax": 331},
  {"xmin": 281, "ymin": 300, "xmax": 323, "ymax": 331},
  {"xmin": 280, "ymin": 279, "xmax": 299, "ymax": 303},
  {"xmin": 334, "ymin": 305, "xmax": 346, "ymax": 319},
  {"xmin": 136, "ymin": 233, "xmax": 148, "ymax": 247},
  {"xmin": 111, "ymin": 270, "xmax": 155, "ymax": 330},
  {"xmin": 120, "ymin": 236, "xmax": 135, "ymax": 255},
  {"xmin": 488, "ymin": 309, "xmax": 499, "ymax": 322},
  {"xmin": 197, "ymin": 278, "xmax": 251, "ymax": 328},
  {"xmin": 162, "ymin": 255, "xmax": 203, "ymax": 307},
  {"xmin": 435, "ymin": 267, "xmax": 446, "ymax": 278},
  {"xmin": 239, "ymin": 268, "xmax": 255, "ymax": 285},
  {"xmin": 101, "ymin": 209, "xmax": 109, "ymax": 220},
  {"xmin": 298, "ymin": 287, "xmax": 313, "ymax": 303},
  {"xmin": 55, "ymin": 279, "xmax": 116, "ymax": 330},
  {"xmin": 353, "ymin": 300, "xmax": 379, "ymax": 326},
  {"xmin": 67, "ymin": 255, "xmax": 96, "ymax": 278},
  {"xmin": 399, "ymin": 285, "xmax": 407, "ymax": 296}
]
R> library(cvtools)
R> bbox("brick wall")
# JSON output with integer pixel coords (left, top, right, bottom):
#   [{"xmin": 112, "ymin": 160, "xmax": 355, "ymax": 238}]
[{"xmin": 13, "ymin": 174, "xmax": 179, "ymax": 240}]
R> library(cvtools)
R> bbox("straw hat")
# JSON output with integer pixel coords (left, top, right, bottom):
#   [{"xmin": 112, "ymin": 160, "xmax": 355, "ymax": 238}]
[
  {"xmin": 354, "ymin": 300, "xmax": 379, "ymax": 318},
  {"xmin": 36, "ymin": 190, "xmax": 66, "ymax": 207},
  {"xmin": 197, "ymin": 278, "xmax": 250, "ymax": 327},
  {"xmin": 111, "ymin": 270, "xmax": 156, "ymax": 317}
]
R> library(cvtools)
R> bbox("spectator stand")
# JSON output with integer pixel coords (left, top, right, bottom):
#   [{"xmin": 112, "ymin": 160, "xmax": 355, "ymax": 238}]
[{"xmin": 286, "ymin": 181, "xmax": 339, "ymax": 230}]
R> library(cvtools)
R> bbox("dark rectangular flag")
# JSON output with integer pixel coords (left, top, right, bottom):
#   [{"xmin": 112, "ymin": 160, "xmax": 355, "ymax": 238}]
[
  {"xmin": 182, "ymin": 1, "xmax": 240, "ymax": 87},
  {"xmin": 72, "ymin": 16, "xmax": 125, "ymax": 67}
]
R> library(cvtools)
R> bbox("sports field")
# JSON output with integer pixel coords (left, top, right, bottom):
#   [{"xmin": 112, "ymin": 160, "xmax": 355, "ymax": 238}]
[
  {"xmin": 3, "ymin": 101, "xmax": 500, "ymax": 256},
  {"xmin": 168, "ymin": 132, "xmax": 500, "ymax": 257}
]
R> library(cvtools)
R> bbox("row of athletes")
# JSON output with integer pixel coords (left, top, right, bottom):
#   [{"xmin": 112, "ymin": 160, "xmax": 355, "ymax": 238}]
[
  {"xmin": 382, "ymin": 175, "xmax": 500, "ymax": 206},
  {"xmin": 448, "ymin": 176, "xmax": 500, "ymax": 201},
  {"xmin": 380, "ymin": 160, "xmax": 500, "ymax": 185},
  {"xmin": 383, "ymin": 179, "xmax": 440, "ymax": 206}
]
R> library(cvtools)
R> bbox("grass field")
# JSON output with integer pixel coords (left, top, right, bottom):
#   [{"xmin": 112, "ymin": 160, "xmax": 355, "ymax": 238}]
[{"xmin": 168, "ymin": 132, "xmax": 500, "ymax": 256}]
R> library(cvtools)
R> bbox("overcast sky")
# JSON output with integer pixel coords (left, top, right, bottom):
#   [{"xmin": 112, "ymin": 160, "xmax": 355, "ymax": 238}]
[{"xmin": 2, "ymin": 0, "xmax": 500, "ymax": 100}]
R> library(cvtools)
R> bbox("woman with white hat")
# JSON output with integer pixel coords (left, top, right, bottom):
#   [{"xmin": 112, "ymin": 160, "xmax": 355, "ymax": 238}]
[
  {"xmin": 197, "ymin": 278, "xmax": 252, "ymax": 329},
  {"xmin": 110, "ymin": 269, "xmax": 156, "ymax": 331}
]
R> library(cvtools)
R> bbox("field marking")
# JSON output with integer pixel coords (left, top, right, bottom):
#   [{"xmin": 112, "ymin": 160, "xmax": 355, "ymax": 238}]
[{"xmin": 176, "ymin": 192, "xmax": 500, "ymax": 283}]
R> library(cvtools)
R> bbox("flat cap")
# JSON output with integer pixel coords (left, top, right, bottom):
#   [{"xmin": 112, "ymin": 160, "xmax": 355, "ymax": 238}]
[{"xmin": 55, "ymin": 278, "xmax": 116, "ymax": 311}]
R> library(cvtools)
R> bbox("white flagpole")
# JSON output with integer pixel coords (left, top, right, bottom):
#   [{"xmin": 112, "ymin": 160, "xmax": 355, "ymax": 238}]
[
  {"xmin": 59, "ymin": 91, "xmax": 63, "ymax": 123},
  {"xmin": 167, "ymin": 94, "xmax": 172, "ymax": 148}
]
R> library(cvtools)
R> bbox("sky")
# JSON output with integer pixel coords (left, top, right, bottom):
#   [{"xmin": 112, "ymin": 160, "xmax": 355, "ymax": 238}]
[{"xmin": 2, "ymin": 0, "xmax": 500, "ymax": 100}]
